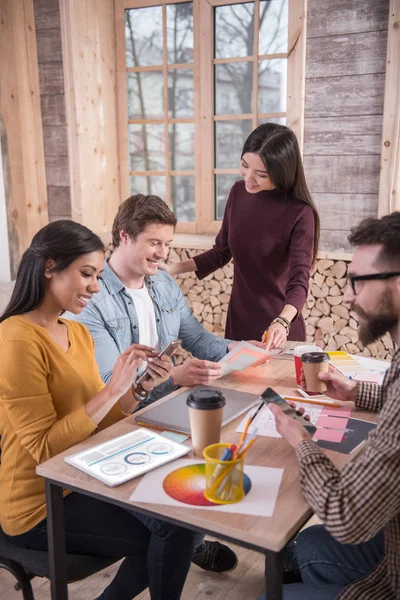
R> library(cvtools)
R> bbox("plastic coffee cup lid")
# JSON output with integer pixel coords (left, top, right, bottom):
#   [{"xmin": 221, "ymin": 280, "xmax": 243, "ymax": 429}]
[
  {"xmin": 293, "ymin": 344, "xmax": 322, "ymax": 357},
  {"xmin": 186, "ymin": 388, "xmax": 226, "ymax": 410},
  {"xmin": 300, "ymin": 352, "xmax": 330, "ymax": 364}
]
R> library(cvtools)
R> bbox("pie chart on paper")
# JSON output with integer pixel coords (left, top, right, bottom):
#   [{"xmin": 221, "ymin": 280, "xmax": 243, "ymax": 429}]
[{"xmin": 162, "ymin": 463, "xmax": 252, "ymax": 507}]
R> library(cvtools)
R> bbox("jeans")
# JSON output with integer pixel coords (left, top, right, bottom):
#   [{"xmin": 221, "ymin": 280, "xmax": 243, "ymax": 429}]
[
  {"xmin": 259, "ymin": 524, "xmax": 385, "ymax": 600},
  {"xmin": 8, "ymin": 492, "xmax": 196, "ymax": 600}
]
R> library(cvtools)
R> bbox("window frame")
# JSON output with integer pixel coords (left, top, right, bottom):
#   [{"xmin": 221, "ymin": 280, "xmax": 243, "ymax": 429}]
[{"xmin": 115, "ymin": 0, "xmax": 307, "ymax": 234}]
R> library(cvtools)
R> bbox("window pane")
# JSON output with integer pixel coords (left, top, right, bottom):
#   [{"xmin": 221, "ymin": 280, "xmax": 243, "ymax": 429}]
[
  {"xmin": 168, "ymin": 69, "xmax": 194, "ymax": 118},
  {"xmin": 127, "ymin": 72, "xmax": 163, "ymax": 119},
  {"xmin": 125, "ymin": 8, "xmax": 163, "ymax": 67},
  {"xmin": 130, "ymin": 176, "xmax": 166, "ymax": 199},
  {"xmin": 128, "ymin": 124, "xmax": 165, "ymax": 171},
  {"xmin": 215, "ymin": 120, "xmax": 252, "ymax": 169},
  {"xmin": 167, "ymin": 3, "xmax": 193, "ymax": 64},
  {"xmin": 171, "ymin": 176, "xmax": 195, "ymax": 221},
  {"xmin": 258, "ymin": 117, "xmax": 286, "ymax": 126},
  {"xmin": 215, "ymin": 4, "xmax": 254, "ymax": 59},
  {"xmin": 169, "ymin": 123, "xmax": 195, "ymax": 170},
  {"xmin": 215, "ymin": 63, "xmax": 253, "ymax": 115},
  {"xmin": 258, "ymin": 59, "xmax": 287, "ymax": 113},
  {"xmin": 259, "ymin": 0, "xmax": 288, "ymax": 55},
  {"xmin": 215, "ymin": 174, "xmax": 241, "ymax": 220}
]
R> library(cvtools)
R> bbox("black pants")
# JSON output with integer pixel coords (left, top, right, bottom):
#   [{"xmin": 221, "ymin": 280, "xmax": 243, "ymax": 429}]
[{"xmin": 8, "ymin": 492, "xmax": 196, "ymax": 600}]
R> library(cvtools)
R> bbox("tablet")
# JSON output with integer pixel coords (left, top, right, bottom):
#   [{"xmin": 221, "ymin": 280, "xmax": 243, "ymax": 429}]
[{"xmin": 135, "ymin": 385, "xmax": 260, "ymax": 434}]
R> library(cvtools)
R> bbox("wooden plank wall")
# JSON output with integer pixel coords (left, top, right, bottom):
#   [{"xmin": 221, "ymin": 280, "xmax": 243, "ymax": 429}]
[
  {"xmin": 303, "ymin": 0, "xmax": 390, "ymax": 252},
  {"xmin": 34, "ymin": 0, "xmax": 71, "ymax": 221},
  {"xmin": 0, "ymin": 0, "xmax": 49, "ymax": 273},
  {"xmin": 379, "ymin": 0, "xmax": 400, "ymax": 215},
  {"xmin": 59, "ymin": 0, "xmax": 121, "ymax": 233}
]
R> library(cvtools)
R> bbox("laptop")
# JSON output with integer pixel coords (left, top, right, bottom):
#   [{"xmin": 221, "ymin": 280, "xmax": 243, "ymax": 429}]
[{"xmin": 135, "ymin": 385, "xmax": 260, "ymax": 434}]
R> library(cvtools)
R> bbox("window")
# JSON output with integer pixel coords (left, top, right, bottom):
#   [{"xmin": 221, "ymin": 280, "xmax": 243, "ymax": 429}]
[{"xmin": 116, "ymin": 0, "xmax": 306, "ymax": 234}]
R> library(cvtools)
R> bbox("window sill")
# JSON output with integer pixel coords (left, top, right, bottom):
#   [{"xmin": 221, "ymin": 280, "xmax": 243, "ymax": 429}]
[{"xmin": 99, "ymin": 231, "xmax": 352, "ymax": 261}]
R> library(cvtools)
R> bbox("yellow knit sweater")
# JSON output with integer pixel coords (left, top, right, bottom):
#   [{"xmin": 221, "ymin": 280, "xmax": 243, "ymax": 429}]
[{"xmin": 0, "ymin": 316, "xmax": 126, "ymax": 536}]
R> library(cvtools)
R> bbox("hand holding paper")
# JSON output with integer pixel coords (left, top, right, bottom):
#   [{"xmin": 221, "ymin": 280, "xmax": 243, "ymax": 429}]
[{"xmin": 219, "ymin": 341, "xmax": 282, "ymax": 376}]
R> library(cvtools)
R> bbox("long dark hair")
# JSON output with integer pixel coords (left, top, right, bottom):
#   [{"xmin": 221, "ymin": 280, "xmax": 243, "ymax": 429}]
[
  {"xmin": 242, "ymin": 123, "xmax": 320, "ymax": 263},
  {"xmin": 0, "ymin": 220, "xmax": 104, "ymax": 323}
]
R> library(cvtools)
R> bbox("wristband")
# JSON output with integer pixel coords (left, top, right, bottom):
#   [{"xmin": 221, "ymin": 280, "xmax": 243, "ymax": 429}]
[
  {"xmin": 132, "ymin": 380, "xmax": 149, "ymax": 402},
  {"xmin": 269, "ymin": 316, "xmax": 290, "ymax": 335}
]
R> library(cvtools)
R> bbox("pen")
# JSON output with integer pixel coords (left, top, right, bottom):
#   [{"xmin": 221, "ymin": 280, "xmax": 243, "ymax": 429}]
[
  {"xmin": 237, "ymin": 400, "xmax": 265, "ymax": 452},
  {"xmin": 314, "ymin": 426, "xmax": 354, "ymax": 433},
  {"xmin": 237, "ymin": 436, "xmax": 257, "ymax": 458},
  {"xmin": 284, "ymin": 395, "xmax": 342, "ymax": 408},
  {"xmin": 210, "ymin": 445, "xmax": 236, "ymax": 483}
]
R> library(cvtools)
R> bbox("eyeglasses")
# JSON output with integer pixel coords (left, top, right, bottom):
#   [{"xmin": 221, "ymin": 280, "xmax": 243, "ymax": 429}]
[{"xmin": 348, "ymin": 271, "xmax": 400, "ymax": 295}]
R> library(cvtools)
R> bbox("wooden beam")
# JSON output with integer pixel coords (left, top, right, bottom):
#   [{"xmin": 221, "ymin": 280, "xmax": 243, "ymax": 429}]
[
  {"xmin": 378, "ymin": 0, "xmax": 400, "ymax": 215},
  {"xmin": 60, "ymin": 0, "xmax": 121, "ymax": 232},
  {"xmin": 286, "ymin": 0, "xmax": 307, "ymax": 152},
  {"xmin": 0, "ymin": 0, "xmax": 48, "ymax": 266}
]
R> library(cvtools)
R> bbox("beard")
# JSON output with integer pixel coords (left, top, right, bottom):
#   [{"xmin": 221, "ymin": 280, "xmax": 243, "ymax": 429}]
[{"xmin": 352, "ymin": 296, "xmax": 398, "ymax": 346}]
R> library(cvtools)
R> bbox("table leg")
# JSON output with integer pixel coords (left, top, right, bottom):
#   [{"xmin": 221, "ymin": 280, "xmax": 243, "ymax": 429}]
[
  {"xmin": 265, "ymin": 550, "xmax": 283, "ymax": 600},
  {"xmin": 45, "ymin": 479, "xmax": 68, "ymax": 600}
]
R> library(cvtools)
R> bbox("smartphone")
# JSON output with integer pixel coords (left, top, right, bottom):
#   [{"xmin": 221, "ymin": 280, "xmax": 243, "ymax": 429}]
[
  {"xmin": 135, "ymin": 339, "xmax": 182, "ymax": 385},
  {"xmin": 260, "ymin": 387, "xmax": 316, "ymax": 436}
]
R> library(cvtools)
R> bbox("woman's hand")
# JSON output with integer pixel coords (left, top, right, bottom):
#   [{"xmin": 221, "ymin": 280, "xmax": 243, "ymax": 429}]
[
  {"xmin": 141, "ymin": 355, "xmax": 174, "ymax": 391},
  {"xmin": 300, "ymin": 368, "xmax": 358, "ymax": 404},
  {"xmin": 108, "ymin": 345, "xmax": 154, "ymax": 398},
  {"xmin": 158, "ymin": 261, "xmax": 179, "ymax": 276},
  {"xmin": 264, "ymin": 322, "xmax": 288, "ymax": 350}
]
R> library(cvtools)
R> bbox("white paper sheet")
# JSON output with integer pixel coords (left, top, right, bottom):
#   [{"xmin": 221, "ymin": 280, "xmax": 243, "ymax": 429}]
[
  {"xmin": 236, "ymin": 402, "xmax": 323, "ymax": 438},
  {"xmin": 129, "ymin": 458, "xmax": 284, "ymax": 517}
]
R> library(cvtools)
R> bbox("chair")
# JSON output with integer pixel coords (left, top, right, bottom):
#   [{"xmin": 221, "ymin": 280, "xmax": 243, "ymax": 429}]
[{"xmin": 0, "ymin": 525, "xmax": 119, "ymax": 599}]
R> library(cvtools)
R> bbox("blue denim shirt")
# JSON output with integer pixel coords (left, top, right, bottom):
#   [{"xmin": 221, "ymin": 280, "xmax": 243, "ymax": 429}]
[{"xmin": 69, "ymin": 260, "xmax": 230, "ymax": 404}]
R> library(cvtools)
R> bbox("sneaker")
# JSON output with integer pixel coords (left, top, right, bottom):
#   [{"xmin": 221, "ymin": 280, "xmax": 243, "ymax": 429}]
[{"xmin": 191, "ymin": 540, "xmax": 238, "ymax": 573}]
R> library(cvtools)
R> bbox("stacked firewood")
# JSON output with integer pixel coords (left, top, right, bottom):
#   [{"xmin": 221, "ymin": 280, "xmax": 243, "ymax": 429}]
[{"xmin": 170, "ymin": 249, "xmax": 395, "ymax": 361}]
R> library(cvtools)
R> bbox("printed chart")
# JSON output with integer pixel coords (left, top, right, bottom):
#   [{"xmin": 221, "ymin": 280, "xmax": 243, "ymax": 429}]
[{"xmin": 163, "ymin": 463, "xmax": 252, "ymax": 506}]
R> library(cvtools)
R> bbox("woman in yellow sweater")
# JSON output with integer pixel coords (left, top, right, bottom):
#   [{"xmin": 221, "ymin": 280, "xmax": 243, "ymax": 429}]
[{"xmin": 0, "ymin": 220, "xmax": 196, "ymax": 600}]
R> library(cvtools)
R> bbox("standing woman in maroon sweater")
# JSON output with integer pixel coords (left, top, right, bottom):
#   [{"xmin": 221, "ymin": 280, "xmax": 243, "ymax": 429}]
[{"xmin": 163, "ymin": 123, "xmax": 320, "ymax": 349}]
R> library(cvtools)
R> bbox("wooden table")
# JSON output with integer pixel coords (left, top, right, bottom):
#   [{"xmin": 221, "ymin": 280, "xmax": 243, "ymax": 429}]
[{"xmin": 37, "ymin": 358, "xmax": 370, "ymax": 600}]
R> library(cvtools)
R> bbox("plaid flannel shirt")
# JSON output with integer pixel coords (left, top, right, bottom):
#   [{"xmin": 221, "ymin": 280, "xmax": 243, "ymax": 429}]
[{"xmin": 296, "ymin": 347, "xmax": 400, "ymax": 599}]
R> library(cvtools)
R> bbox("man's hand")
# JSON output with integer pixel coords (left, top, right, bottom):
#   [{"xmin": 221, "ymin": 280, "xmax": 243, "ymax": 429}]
[
  {"xmin": 269, "ymin": 403, "xmax": 312, "ymax": 449},
  {"xmin": 172, "ymin": 358, "xmax": 224, "ymax": 386},
  {"xmin": 227, "ymin": 340, "xmax": 267, "ymax": 352},
  {"xmin": 142, "ymin": 355, "xmax": 174, "ymax": 392},
  {"xmin": 300, "ymin": 368, "xmax": 358, "ymax": 404}
]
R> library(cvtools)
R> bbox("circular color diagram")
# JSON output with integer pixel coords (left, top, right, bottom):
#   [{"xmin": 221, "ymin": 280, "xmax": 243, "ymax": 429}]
[
  {"xmin": 147, "ymin": 442, "xmax": 173, "ymax": 455},
  {"xmin": 100, "ymin": 463, "xmax": 127, "ymax": 476},
  {"xmin": 125, "ymin": 452, "xmax": 151, "ymax": 465},
  {"xmin": 163, "ymin": 463, "xmax": 252, "ymax": 507}
]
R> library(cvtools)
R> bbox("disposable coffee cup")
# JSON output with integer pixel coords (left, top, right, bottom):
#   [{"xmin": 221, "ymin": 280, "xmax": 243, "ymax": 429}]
[
  {"xmin": 301, "ymin": 352, "xmax": 330, "ymax": 393},
  {"xmin": 293, "ymin": 345, "xmax": 323, "ymax": 385},
  {"xmin": 186, "ymin": 389, "xmax": 226, "ymax": 457}
]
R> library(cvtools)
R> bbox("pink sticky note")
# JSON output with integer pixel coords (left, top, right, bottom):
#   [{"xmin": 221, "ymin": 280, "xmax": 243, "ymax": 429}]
[
  {"xmin": 321, "ymin": 406, "xmax": 352, "ymax": 418},
  {"xmin": 313, "ymin": 428, "xmax": 344, "ymax": 443},
  {"xmin": 317, "ymin": 415, "xmax": 349, "ymax": 429}
]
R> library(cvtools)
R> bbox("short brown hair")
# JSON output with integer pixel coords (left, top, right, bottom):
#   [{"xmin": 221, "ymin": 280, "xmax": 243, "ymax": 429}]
[
  {"xmin": 112, "ymin": 194, "xmax": 177, "ymax": 247},
  {"xmin": 348, "ymin": 212, "xmax": 400, "ymax": 268}
]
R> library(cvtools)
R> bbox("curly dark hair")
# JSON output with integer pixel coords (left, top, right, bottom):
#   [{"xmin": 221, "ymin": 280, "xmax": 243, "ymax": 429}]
[{"xmin": 348, "ymin": 212, "xmax": 400, "ymax": 268}]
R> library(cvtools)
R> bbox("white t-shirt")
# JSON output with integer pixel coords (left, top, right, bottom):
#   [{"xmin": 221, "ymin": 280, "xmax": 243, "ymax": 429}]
[{"xmin": 125, "ymin": 284, "xmax": 159, "ymax": 372}]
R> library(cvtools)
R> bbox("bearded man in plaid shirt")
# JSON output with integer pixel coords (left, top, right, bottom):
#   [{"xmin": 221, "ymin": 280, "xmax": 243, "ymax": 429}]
[{"xmin": 260, "ymin": 212, "xmax": 400, "ymax": 600}]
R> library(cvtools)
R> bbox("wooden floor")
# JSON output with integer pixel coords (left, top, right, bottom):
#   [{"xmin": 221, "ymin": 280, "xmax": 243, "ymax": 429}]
[{"xmin": 0, "ymin": 539, "xmax": 265, "ymax": 600}]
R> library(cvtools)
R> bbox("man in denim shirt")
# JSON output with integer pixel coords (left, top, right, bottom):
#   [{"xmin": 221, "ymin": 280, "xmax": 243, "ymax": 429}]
[{"xmin": 71, "ymin": 194, "xmax": 265, "ymax": 574}]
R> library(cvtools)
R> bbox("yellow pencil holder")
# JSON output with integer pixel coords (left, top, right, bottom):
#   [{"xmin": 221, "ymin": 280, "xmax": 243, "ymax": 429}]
[{"xmin": 203, "ymin": 443, "xmax": 245, "ymax": 504}]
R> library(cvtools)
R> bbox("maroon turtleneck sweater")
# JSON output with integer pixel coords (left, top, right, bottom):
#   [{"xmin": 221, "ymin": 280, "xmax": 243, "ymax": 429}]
[{"xmin": 193, "ymin": 180, "xmax": 315, "ymax": 341}]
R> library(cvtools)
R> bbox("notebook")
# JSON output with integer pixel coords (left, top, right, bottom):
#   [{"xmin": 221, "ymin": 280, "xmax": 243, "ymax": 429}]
[
  {"xmin": 65, "ymin": 428, "xmax": 191, "ymax": 487},
  {"xmin": 135, "ymin": 385, "xmax": 261, "ymax": 434}
]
